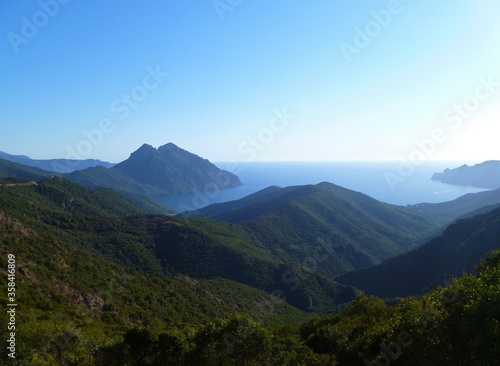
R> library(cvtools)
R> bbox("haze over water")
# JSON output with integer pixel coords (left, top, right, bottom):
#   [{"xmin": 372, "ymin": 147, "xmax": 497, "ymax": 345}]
[{"xmin": 160, "ymin": 161, "xmax": 489, "ymax": 213}]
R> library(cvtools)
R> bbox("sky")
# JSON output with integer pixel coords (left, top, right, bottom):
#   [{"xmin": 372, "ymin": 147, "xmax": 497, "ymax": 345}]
[{"xmin": 1, "ymin": 0, "xmax": 500, "ymax": 163}]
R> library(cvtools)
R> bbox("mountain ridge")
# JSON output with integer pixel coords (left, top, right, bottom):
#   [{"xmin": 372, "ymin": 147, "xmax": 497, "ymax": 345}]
[
  {"xmin": 0, "ymin": 150, "xmax": 115, "ymax": 173},
  {"xmin": 67, "ymin": 142, "xmax": 242, "ymax": 199},
  {"xmin": 432, "ymin": 160, "xmax": 500, "ymax": 188},
  {"xmin": 0, "ymin": 157, "xmax": 55, "ymax": 181},
  {"xmin": 408, "ymin": 187, "xmax": 500, "ymax": 222},
  {"xmin": 1, "ymin": 162, "xmax": 500, "ymax": 363},
  {"xmin": 0, "ymin": 176, "xmax": 356, "ymax": 313},
  {"xmin": 336, "ymin": 206, "xmax": 500, "ymax": 298},
  {"xmin": 186, "ymin": 182, "xmax": 444, "ymax": 278}
]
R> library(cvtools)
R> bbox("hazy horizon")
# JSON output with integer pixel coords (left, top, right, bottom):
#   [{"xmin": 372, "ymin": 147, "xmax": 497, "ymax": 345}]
[
  {"xmin": 2, "ymin": 1, "xmax": 500, "ymax": 163},
  {"xmin": 0, "ymin": 145, "xmax": 490, "ymax": 167}
]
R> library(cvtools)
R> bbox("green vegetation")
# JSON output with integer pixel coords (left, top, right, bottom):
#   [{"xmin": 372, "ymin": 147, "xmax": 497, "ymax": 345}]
[
  {"xmin": 112, "ymin": 190, "xmax": 173, "ymax": 215},
  {"xmin": 336, "ymin": 207, "xmax": 500, "ymax": 298},
  {"xmin": 189, "ymin": 182, "xmax": 443, "ymax": 277},
  {"xmin": 99, "ymin": 250, "xmax": 499, "ymax": 365},
  {"xmin": 0, "ymin": 175, "xmax": 498, "ymax": 364},
  {"xmin": 0, "ymin": 159, "xmax": 172, "ymax": 215},
  {"xmin": 0, "ymin": 151, "xmax": 115, "ymax": 173},
  {"xmin": 0, "ymin": 180, "xmax": 310, "ymax": 364},
  {"xmin": 66, "ymin": 165, "xmax": 169, "ymax": 199},
  {"xmin": 3, "ymin": 250, "xmax": 496, "ymax": 365},
  {"xmin": 67, "ymin": 143, "xmax": 241, "ymax": 198},
  {"xmin": 0, "ymin": 158, "xmax": 54, "ymax": 181},
  {"xmin": 130, "ymin": 214, "xmax": 356, "ymax": 312},
  {"xmin": 298, "ymin": 253, "xmax": 500, "ymax": 365},
  {"xmin": 0, "ymin": 177, "xmax": 358, "ymax": 312},
  {"xmin": 0, "ymin": 177, "xmax": 35, "ymax": 185},
  {"xmin": 409, "ymin": 187, "xmax": 500, "ymax": 222}
]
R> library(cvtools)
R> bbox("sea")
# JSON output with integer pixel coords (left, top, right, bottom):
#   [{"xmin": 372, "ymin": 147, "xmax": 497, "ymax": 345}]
[{"xmin": 158, "ymin": 161, "xmax": 489, "ymax": 213}]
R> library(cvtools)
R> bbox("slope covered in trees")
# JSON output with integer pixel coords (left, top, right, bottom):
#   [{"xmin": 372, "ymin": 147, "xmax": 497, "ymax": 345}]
[
  {"xmin": 409, "ymin": 187, "xmax": 500, "ymax": 222},
  {"xmin": 187, "ymin": 182, "xmax": 443, "ymax": 277},
  {"xmin": 25, "ymin": 250, "xmax": 497, "ymax": 365},
  {"xmin": 0, "ymin": 158, "xmax": 54, "ymax": 181},
  {"xmin": 0, "ymin": 177, "xmax": 356, "ymax": 315},
  {"xmin": 0, "ymin": 151, "xmax": 114, "ymax": 173},
  {"xmin": 1, "ymin": 176, "xmax": 499, "ymax": 364},
  {"xmin": 67, "ymin": 143, "xmax": 241, "ymax": 197},
  {"xmin": 336, "ymin": 206, "xmax": 500, "ymax": 298}
]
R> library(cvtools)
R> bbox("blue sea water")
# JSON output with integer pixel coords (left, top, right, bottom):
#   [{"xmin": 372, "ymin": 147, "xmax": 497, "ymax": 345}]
[{"xmin": 158, "ymin": 161, "xmax": 489, "ymax": 213}]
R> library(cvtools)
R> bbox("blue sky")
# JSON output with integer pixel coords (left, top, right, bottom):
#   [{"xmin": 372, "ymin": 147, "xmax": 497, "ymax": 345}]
[{"xmin": 1, "ymin": 0, "xmax": 499, "ymax": 163}]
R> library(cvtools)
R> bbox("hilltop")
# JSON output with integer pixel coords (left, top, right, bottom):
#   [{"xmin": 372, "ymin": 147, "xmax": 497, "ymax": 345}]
[
  {"xmin": 0, "ymin": 143, "xmax": 244, "ymax": 214},
  {"xmin": 432, "ymin": 160, "xmax": 500, "ymax": 188},
  {"xmin": 336, "ymin": 206, "xmax": 500, "ymax": 298},
  {"xmin": 0, "ymin": 151, "xmax": 114, "ymax": 173},
  {"xmin": 0, "ymin": 177, "xmax": 356, "ymax": 314},
  {"xmin": 67, "ymin": 143, "xmax": 241, "ymax": 197},
  {"xmin": 186, "ymin": 182, "xmax": 443, "ymax": 277},
  {"xmin": 1, "ymin": 174, "xmax": 499, "ymax": 364}
]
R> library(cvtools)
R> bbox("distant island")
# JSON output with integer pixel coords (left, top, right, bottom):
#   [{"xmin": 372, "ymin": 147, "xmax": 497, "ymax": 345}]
[{"xmin": 431, "ymin": 160, "xmax": 500, "ymax": 188}]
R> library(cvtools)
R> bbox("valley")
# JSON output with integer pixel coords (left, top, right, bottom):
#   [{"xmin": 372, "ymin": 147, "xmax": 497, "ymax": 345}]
[
  {"xmin": 3, "ymin": 3, "xmax": 500, "ymax": 363},
  {"xmin": 0, "ymin": 153, "xmax": 499, "ymax": 364}
]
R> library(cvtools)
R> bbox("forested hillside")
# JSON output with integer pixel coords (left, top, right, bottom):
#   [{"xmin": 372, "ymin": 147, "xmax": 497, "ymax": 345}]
[
  {"xmin": 336, "ymin": 206, "xmax": 500, "ymax": 298},
  {"xmin": 1, "ymin": 177, "xmax": 499, "ymax": 364},
  {"xmin": 188, "ymin": 182, "xmax": 443, "ymax": 276}
]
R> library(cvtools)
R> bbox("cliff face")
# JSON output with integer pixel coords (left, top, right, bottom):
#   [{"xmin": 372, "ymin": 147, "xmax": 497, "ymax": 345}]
[
  {"xmin": 66, "ymin": 143, "xmax": 242, "ymax": 200},
  {"xmin": 432, "ymin": 160, "xmax": 500, "ymax": 188},
  {"xmin": 113, "ymin": 143, "xmax": 241, "ymax": 194}
]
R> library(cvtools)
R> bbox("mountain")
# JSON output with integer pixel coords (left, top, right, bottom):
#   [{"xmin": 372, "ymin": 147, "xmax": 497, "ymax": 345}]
[
  {"xmin": 0, "ymin": 150, "xmax": 114, "ymax": 173},
  {"xmin": 113, "ymin": 143, "xmax": 241, "ymax": 194},
  {"xmin": 0, "ymin": 157, "xmax": 55, "ymax": 181},
  {"xmin": 1, "ymin": 176, "xmax": 498, "ymax": 364},
  {"xmin": 335, "ymin": 206, "xmax": 500, "ymax": 298},
  {"xmin": 295, "ymin": 252, "xmax": 500, "ymax": 366},
  {"xmin": 143, "ymin": 215, "xmax": 357, "ymax": 312},
  {"xmin": 186, "ymin": 182, "xmax": 443, "ymax": 277},
  {"xmin": 0, "ymin": 157, "xmax": 172, "ymax": 214},
  {"xmin": 2, "ymin": 141, "xmax": 245, "ymax": 214},
  {"xmin": 431, "ymin": 160, "xmax": 500, "ymax": 188},
  {"xmin": 67, "ymin": 165, "xmax": 163, "ymax": 196},
  {"xmin": 408, "ymin": 187, "xmax": 500, "ymax": 222},
  {"xmin": 185, "ymin": 185, "xmax": 301, "ymax": 222},
  {"xmin": 0, "ymin": 176, "xmax": 355, "ymax": 313},
  {"xmin": 0, "ymin": 187, "xmax": 312, "ymax": 362},
  {"xmin": 0, "ymin": 178, "xmax": 308, "ymax": 322},
  {"xmin": 67, "ymin": 143, "xmax": 242, "ymax": 199}
]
